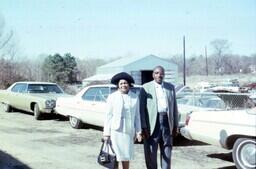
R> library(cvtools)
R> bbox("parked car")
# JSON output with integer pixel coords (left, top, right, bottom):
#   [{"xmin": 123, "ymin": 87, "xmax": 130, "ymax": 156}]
[
  {"xmin": 55, "ymin": 84, "xmax": 141, "ymax": 129},
  {"xmin": 177, "ymin": 94, "xmax": 226, "ymax": 108},
  {"xmin": 177, "ymin": 94, "xmax": 226, "ymax": 127},
  {"xmin": 0, "ymin": 81, "xmax": 67, "ymax": 119},
  {"xmin": 250, "ymin": 94, "xmax": 256, "ymax": 104},
  {"xmin": 181, "ymin": 108, "xmax": 256, "ymax": 169},
  {"xmin": 175, "ymin": 84, "xmax": 193, "ymax": 98},
  {"xmin": 240, "ymin": 82, "xmax": 256, "ymax": 93}
]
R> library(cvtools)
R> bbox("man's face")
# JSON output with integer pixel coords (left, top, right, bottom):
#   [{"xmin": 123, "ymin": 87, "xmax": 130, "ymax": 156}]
[{"xmin": 153, "ymin": 68, "xmax": 164, "ymax": 84}]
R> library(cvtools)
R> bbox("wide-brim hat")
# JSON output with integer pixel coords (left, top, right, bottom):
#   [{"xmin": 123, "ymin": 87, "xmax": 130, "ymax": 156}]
[{"xmin": 110, "ymin": 72, "xmax": 135, "ymax": 85}]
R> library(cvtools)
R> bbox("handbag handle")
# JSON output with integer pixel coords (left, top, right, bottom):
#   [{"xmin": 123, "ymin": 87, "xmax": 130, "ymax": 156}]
[{"xmin": 101, "ymin": 138, "xmax": 115, "ymax": 154}]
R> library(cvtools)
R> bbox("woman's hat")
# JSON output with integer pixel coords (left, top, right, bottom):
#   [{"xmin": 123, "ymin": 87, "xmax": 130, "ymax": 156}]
[{"xmin": 110, "ymin": 72, "xmax": 135, "ymax": 85}]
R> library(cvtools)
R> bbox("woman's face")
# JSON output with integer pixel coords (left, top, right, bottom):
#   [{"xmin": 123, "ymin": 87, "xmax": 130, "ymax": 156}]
[{"xmin": 118, "ymin": 79, "xmax": 130, "ymax": 94}]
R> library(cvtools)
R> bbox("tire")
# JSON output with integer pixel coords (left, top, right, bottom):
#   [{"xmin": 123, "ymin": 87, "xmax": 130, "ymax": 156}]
[
  {"xmin": 3, "ymin": 103, "xmax": 12, "ymax": 112},
  {"xmin": 33, "ymin": 103, "xmax": 42, "ymax": 120},
  {"xmin": 69, "ymin": 116, "xmax": 83, "ymax": 129},
  {"xmin": 232, "ymin": 138, "xmax": 256, "ymax": 169}
]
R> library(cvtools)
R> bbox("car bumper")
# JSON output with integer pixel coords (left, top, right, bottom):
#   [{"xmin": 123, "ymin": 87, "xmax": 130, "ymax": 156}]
[{"xmin": 180, "ymin": 127, "xmax": 193, "ymax": 140}]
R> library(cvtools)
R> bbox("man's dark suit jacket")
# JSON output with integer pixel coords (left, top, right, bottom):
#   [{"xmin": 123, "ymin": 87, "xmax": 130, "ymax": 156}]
[{"xmin": 140, "ymin": 81, "xmax": 179, "ymax": 135}]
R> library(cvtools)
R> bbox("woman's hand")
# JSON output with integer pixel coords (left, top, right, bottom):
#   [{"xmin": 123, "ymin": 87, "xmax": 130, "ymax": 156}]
[
  {"xmin": 103, "ymin": 136, "xmax": 110, "ymax": 141},
  {"xmin": 135, "ymin": 132, "xmax": 143, "ymax": 142}
]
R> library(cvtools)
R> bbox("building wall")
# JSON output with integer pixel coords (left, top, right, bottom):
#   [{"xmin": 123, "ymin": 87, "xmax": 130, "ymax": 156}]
[
  {"xmin": 123, "ymin": 56, "xmax": 178, "ymax": 84},
  {"xmin": 84, "ymin": 55, "xmax": 178, "ymax": 85}
]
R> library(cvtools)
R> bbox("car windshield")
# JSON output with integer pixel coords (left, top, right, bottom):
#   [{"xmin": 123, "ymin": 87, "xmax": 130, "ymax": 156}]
[
  {"xmin": 177, "ymin": 94, "xmax": 226, "ymax": 109},
  {"xmin": 28, "ymin": 84, "xmax": 63, "ymax": 94},
  {"xmin": 175, "ymin": 85, "xmax": 184, "ymax": 92}
]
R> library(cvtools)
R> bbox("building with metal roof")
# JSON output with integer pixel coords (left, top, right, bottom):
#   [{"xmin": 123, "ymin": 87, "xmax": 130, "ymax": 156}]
[{"xmin": 83, "ymin": 55, "xmax": 178, "ymax": 86}]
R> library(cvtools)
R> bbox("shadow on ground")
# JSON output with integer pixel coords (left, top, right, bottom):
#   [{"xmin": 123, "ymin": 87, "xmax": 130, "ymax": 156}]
[
  {"xmin": 173, "ymin": 135, "xmax": 209, "ymax": 147},
  {"xmin": 82, "ymin": 124, "xmax": 103, "ymax": 131},
  {"xmin": 217, "ymin": 166, "xmax": 236, "ymax": 169},
  {"xmin": 0, "ymin": 150, "xmax": 31, "ymax": 169},
  {"xmin": 208, "ymin": 152, "xmax": 236, "ymax": 169},
  {"xmin": 9, "ymin": 110, "xmax": 68, "ymax": 121},
  {"xmin": 43, "ymin": 113, "xmax": 68, "ymax": 121},
  {"xmin": 208, "ymin": 152, "xmax": 233, "ymax": 162},
  {"xmin": 9, "ymin": 110, "xmax": 103, "ymax": 131}
]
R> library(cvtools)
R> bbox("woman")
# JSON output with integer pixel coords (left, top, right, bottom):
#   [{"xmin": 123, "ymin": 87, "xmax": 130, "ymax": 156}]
[{"xmin": 103, "ymin": 72, "xmax": 142, "ymax": 169}]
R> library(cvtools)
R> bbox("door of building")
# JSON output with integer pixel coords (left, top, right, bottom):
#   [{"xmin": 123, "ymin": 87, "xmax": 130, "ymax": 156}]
[{"xmin": 141, "ymin": 70, "xmax": 153, "ymax": 84}]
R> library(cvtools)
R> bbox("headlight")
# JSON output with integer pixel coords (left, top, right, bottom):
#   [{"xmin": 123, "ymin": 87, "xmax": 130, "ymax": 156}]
[{"xmin": 45, "ymin": 100, "xmax": 56, "ymax": 108}]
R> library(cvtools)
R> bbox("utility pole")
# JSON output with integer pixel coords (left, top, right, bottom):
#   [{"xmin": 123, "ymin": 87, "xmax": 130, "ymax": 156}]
[
  {"xmin": 205, "ymin": 46, "xmax": 208, "ymax": 76},
  {"xmin": 183, "ymin": 36, "xmax": 186, "ymax": 86}
]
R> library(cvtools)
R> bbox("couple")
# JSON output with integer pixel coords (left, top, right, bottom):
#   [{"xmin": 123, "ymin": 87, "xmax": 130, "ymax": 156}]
[{"xmin": 103, "ymin": 65, "xmax": 179, "ymax": 169}]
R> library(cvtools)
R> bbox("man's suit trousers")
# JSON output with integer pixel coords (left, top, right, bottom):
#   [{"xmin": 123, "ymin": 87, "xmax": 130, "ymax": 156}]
[{"xmin": 144, "ymin": 113, "xmax": 173, "ymax": 169}]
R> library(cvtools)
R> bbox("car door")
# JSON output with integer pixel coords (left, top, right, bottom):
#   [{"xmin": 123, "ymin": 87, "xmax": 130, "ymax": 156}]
[
  {"xmin": 9, "ymin": 83, "xmax": 29, "ymax": 110},
  {"xmin": 78, "ymin": 87, "xmax": 111, "ymax": 126},
  {"xmin": 92, "ymin": 87, "xmax": 111, "ymax": 125}
]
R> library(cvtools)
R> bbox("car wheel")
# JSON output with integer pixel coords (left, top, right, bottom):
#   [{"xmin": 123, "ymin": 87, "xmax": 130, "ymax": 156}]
[
  {"xmin": 34, "ymin": 103, "xmax": 42, "ymax": 120},
  {"xmin": 232, "ymin": 138, "xmax": 256, "ymax": 169},
  {"xmin": 69, "ymin": 116, "xmax": 83, "ymax": 129},
  {"xmin": 3, "ymin": 103, "xmax": 12, "ymax": 112}
]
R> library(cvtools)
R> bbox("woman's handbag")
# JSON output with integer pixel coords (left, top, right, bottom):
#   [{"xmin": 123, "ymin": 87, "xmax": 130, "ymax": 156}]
[{"xmin": 97, "ymin": 139, "xmax": 117, "ymax": 169}]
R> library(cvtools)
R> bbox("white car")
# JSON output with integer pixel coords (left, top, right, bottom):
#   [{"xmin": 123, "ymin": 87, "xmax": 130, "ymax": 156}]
[
  {"xmin": 175, "ymin": 84, "xmax": 193, "ymax": 97},
  {"xmin": 177, "ymin": 94, "xmax": 226, "ymax": 127},
  {"xmin": 55, "ymin": 84, "xmax": 141, "ymax": 129},
  {"xmin": 181, "ymin": 108, "xmax": 256, "ymax": 169}
]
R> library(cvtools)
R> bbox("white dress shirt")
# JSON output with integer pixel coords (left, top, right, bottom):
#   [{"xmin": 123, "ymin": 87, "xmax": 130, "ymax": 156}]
[{"xmin": 154, "ymin": 81, "xmax": 168, "ymax": 113}]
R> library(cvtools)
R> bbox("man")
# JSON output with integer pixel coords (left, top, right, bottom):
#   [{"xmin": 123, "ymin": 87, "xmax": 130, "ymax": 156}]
[{"xmin": 140, "ymin": 65, "xmax": 179, "ymax": 169}]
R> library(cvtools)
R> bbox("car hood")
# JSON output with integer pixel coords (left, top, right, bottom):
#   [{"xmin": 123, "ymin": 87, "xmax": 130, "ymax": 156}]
[{"xmin": 29, "ymin": 93, "xmax": 71, "ymax": 100}]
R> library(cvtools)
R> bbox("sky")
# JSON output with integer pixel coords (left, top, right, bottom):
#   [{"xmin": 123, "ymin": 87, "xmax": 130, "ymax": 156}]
[{"xmin": 0, "ymin": 0, "xmax": 255, "ymax": 59}]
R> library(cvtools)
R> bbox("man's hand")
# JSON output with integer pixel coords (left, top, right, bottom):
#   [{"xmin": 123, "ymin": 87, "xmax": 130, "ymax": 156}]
[
  {"xmin": 142, "ymin": 128, "xmax": 150, "ymax": 140},
  {"xmin": 172, "ymin": 127, "xmax": 178, "ymax": 137}
]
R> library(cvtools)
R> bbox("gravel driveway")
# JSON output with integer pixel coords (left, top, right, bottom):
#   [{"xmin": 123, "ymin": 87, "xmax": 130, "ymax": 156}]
[{"xmin": 0, "ymin": 107, "xmax": 236, "ymax": 169}]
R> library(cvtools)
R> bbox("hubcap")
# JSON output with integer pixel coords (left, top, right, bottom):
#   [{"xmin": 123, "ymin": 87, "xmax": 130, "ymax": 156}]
[
  {"xmin": 70, "ymin": 117, "xmax": 77, "ymax": 126},
  {"xmin": 3, "ymin": 104, "xmax": 9, "ymax": 112},
  {"xmin": 34, "ymin": 106, "xmax": 38, "ymax": 114},
  {"xmin": 240, "ymin": 142, "xmax": 256, "ymax": 168},
  {"xmin": 3, "ymin": 104, "xmax": 7, "ymax": 111}
]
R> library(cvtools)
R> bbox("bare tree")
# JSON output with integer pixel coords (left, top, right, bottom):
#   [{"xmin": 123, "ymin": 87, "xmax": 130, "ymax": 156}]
[
  {"xmin": 187, "ymin": 55, "xmax": 206, "ymax": 75},
  {"xmin": 169, "ymin": 54, "xmax": 183, "ymax": 72},
  {"xmin": 77, "ymin": 58, "xmax": 106, "ymax": 80},
  {"xmin": 0, "ymin": 15, "xmax": 23, "ymax": 88},
  {"xmin": 210, "ymin": 39, "xmax": 231, "ymax": 74},
  {"xmin": 0, "ymin": 16, "xmax": 17, "ymax": 60},
  {"xmin": 222, "ymin": 54, "xmax": 241, "ymax": 74}
]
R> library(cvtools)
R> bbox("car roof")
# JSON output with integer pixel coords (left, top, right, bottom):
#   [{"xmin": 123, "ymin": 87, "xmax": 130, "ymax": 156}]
[
  {"xmin": 15, "ymin": 81, "xmax": 58, "ymax": 85},
  {"xmin": 85, "ymin": 84, "xmax": 142, "ymax": 88}
]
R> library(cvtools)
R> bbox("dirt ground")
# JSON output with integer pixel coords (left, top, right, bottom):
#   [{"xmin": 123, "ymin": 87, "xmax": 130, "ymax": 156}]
[{"xmin": 0, "ymin": 107, "xmax": 236, "ymax": 169}]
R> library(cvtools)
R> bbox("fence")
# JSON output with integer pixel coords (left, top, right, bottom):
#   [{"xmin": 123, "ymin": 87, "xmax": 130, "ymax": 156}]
[{"xmin": 177, "ymin": 92, "xmax": 256, "ymax": 110}]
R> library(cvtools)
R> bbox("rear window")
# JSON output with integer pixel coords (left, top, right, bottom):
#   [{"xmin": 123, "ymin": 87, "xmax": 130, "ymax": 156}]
[
  {"xmin": 28, "ymin": 84, "xmax": 63, "ymax": 94},
  {"xmin": 11, "ymin": 83, "xmax": 27, "ymax": 93}
]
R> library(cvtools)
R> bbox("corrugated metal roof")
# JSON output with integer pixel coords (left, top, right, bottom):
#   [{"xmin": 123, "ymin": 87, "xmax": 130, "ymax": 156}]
[
  {"xmin": 99, "ymin": 54, "xmax": 162, "ymax": 68},
  {"xmin": 83, "ymin": 73, "xmax": 114, "ymax": 81},
  {"xmin": 83, "ymin": 54, "xmax": 178, "ymax": 84}
]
